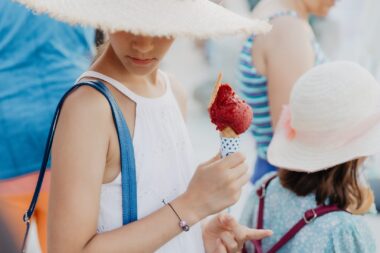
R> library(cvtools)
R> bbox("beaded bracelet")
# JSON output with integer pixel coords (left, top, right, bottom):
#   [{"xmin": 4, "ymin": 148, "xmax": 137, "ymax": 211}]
[{"xmin": 162, "ymin": 199, "xmax": 190, "ymax": 232}]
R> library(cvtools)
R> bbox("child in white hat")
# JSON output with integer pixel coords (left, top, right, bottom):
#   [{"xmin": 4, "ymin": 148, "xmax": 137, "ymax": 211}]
[
  {"xmin": 15, "ymin": 0, "xmax": 273, "ymax": 252},
  {"xmin": 241, "ymin": 61, "xmax": 377, "ymax": 253}
]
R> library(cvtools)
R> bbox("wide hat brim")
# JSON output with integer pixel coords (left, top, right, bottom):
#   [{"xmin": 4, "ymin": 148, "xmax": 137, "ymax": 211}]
[
  {"xmin": 15, "ymin": 0, "xmax": 271, "ymax": 39},
  {"xmin": 267, "ymin": 108, "xmax": 380, "ymax": 173}
]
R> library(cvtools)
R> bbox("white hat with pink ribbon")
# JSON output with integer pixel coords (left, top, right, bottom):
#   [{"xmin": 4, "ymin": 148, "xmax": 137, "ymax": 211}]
[{"xmin": 268, "ymin": 61, "xmax": 380, "ymax": 172}]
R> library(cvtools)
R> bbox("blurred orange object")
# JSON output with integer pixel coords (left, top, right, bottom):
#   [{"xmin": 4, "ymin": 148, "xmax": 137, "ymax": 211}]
[{"xmin": 0, "ymin": 171, "xmax": 50, "ymax": 253}]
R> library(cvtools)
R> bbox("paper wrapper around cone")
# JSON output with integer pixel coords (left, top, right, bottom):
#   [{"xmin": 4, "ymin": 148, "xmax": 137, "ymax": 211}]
[{"xmin": 220, "ymin": 127, "xmax": 240, "ymax": 158}]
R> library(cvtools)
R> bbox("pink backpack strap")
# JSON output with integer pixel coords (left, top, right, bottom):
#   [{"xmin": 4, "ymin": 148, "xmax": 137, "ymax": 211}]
[
  {"xmin": 242, "ymin": 175, "xmax": 277, "ymax": 253},
  {"xmin": 265, "ymin": 205, "xmax": 342, "ymax": 253},
  {"xmin": 254, "ymin": 174, "xmax": 277, "ymax": 252},
  {"xmin": 256, "ymin": 175, "xmax": 277, "ymax": 229}
]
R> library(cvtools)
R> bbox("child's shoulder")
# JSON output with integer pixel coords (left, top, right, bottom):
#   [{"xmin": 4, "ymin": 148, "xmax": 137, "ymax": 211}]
[
  {"xmin": 67, "ymin": 83, "xmax": 110, "ymax": 107},
  {"xmin": 162, "ymin": 71, "xmax": 186, "ymax": 98},
  {"xmin": 240, "ymin": 172, "xmax": 278, "ymax": 226},
  {"xmin": 253, "ymin": 172, "xmax": 278, "ymax": 190},
  {"xmin": 160, "ymin": 70, "xmax": 188, "ymax": 118},
  {"xmin": 319, "ymin": 210, "xmax": 366, "ymax": 229},
  {"xmin": 283, "ymin": 213, "xmax": 376, "ymax": 253},
  {"xmin": 244, "ymin": 172, "xmax": 281, "ymax": 206},
  {"xmin": 61, "ymin": 83, "xmax": 113, "ymax": 125},
  {"xmin": 315, "ymin": 212, "xmax": 376, "ymax": 253}
]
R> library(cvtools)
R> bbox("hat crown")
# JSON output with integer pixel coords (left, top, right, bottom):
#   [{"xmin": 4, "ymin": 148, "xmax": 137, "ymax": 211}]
[{"xmin": 290, "ymin": 62, "xmax": 380, "ymax": 132}]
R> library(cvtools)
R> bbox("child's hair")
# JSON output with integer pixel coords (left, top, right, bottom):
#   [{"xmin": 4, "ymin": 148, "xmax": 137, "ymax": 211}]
[
  {"xmin": 278, "ymin": 159, "xmax": 364, "ymax": 210},
  {"xmin": 94, "ymin": 29, "xmax": 109, "ymax": 62},
  {"xmin": 95, "ymin": 29, "xmax": 105, "ymax": 47}
]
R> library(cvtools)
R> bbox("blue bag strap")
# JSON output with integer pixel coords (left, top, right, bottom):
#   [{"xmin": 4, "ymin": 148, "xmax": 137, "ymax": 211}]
[{"xmin": 21, "ymin": 80, "xmax": 137, "ymax": 252}]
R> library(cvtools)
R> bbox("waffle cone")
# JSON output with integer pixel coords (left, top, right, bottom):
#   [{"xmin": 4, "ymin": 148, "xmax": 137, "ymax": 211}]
[
  {"xmin": 220, "ymin": 127, "xmax": 238, "ymax": 138},
  {"xmin": 208, "ymin": 73, "xmax": 223, "ymax": 109}
]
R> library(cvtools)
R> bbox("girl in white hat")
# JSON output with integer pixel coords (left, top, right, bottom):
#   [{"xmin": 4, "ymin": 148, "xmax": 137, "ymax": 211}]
[
  {"xmin": 15, "ymin": 0, "xmax": 273, "ymax": 252},
  {"xmin": 241, "ymin": 61, "xmax": 377, "ymax": 253}
]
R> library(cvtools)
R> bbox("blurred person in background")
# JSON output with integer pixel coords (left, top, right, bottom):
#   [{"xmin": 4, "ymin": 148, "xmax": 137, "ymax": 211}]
[
  {"xmin": 238, "ymin": 0, "xmax": 334, "ymax": 183},
  {"xmin": 358, "ymin": 1, "xmax": 380, "ymax": 204},
  {"xmin": 0, "ymin": 210, "xmax": 18, "ymax": 253},
  {"xmin": 0, "ymin": 1, "xmax": 95, "ymax": 252},
  {"xmin": 313, "ymin": 0, "xmax": 380, "ymax": 212},
  {"xmin": 247, "ymin": 0, "xmax": 261, "ymax": 11},
  {"xmin": 360, "ymin": 0, "xmax": 380, "ymax": 80}
]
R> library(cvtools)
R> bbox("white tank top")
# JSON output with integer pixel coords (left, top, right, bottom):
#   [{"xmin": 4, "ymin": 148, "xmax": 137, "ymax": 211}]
[{"xmin": 77, "ymin": 70, "xmax": 205, "ymax": 253}]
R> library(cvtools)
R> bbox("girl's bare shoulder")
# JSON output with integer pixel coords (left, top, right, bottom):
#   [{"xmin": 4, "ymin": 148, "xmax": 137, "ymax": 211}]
[{"xmin": 59, "ymin": 84, "xmax": 113, "ymax": 128}]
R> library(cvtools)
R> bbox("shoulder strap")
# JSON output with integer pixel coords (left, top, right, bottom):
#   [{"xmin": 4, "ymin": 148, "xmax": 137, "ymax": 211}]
[
  {"xmin": 265, "ymin": 205, "xmax": 342, "ymax": 253},
  {"xmin": 21, "ymin": 81, "xmax": 137, "ymax": 252},
  {"xmin": 256, "ymin": 174, "xmax": 277, "ymax": 230},
  {"xmin": 243, "ymin": 175, "xmax": 277, "ymax": 253}
]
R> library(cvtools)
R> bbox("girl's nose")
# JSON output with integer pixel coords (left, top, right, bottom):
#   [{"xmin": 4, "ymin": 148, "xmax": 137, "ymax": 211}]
[{"xmin": 131, "ymin": 36, "xmax": 154, "ymax": 54}]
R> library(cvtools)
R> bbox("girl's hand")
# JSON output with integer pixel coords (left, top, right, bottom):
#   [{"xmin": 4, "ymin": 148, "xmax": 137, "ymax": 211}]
[
  {"xmin": 183, "ymin": 152, "xmax": 250, "ymax": 220},
  {"xmin": 203, "ymin": 213, "xmax": 273, "ymax": 253}
]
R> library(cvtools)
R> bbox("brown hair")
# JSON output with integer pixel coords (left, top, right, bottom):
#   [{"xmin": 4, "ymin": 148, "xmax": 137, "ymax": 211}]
[
  {"xmin": 93, "ymin": 29, "xmax": 109, "ymax": 62},
  {"xmin": 278, "ymin": 160, "xmax": 364, "ymax": 210}
]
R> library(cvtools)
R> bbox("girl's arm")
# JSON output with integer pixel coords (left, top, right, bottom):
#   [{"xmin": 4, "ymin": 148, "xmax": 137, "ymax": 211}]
[
  {"xmin": 169, "ymin": 75, "xmax": 273, "ymax": 252},
  {"xmin": 49, "ymin": 86, "xmax": 250, "ymax": 253},
  {"xmin": 259, "ymin": 17, "xmax": 315, "ymax": 128}
]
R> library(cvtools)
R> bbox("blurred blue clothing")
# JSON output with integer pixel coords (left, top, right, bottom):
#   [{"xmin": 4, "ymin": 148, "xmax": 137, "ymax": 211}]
[
  {"xmin": 251, "ymin": 156, "xmax": 277, "ymax": 183},
  {"xmin": 0, "ymin": 0, "xmax": 95, "ymax": 179}
]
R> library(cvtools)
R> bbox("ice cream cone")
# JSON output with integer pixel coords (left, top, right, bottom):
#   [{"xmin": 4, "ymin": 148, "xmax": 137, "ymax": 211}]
[
  {"xmin": 220, "ymin": 126, "xmax": 239, "ymax": 138},
  {"xmin": 208, "ymin": 73, "xmax": 252, "ymax": 158}
]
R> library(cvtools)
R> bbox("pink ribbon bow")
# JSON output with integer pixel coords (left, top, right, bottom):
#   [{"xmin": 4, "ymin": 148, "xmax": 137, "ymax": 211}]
[{"xmin": 282, "ymin": 106, "xmax": 296, "ymax": 140}]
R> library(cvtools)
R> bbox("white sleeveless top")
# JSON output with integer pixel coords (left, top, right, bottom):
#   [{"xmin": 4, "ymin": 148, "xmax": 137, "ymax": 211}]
[{"xmin": 77, "ymin": 70, "xmax": 205, "ymax": 253}]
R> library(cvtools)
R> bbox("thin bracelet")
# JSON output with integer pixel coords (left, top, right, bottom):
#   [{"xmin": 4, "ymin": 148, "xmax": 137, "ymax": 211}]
[{"xmin": 162, "ymin": 199, "xmax": 190, "ymax": 232}]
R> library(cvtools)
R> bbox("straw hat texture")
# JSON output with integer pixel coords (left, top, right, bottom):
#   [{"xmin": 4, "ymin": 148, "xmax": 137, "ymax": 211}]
[{"xmin": 15, "ymin": 0, "xmax": 271, "ymax": 39}]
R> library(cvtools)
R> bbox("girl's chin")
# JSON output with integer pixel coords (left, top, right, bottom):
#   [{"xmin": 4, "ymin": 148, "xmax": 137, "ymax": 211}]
[{"xmin": 124, "ymin": 63, "xmax": 159, "ymax": 76}]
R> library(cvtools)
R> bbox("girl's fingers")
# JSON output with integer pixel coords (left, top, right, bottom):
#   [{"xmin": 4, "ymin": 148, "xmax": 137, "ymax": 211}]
[
  {"xmin": 244, "ymin": 228, "xmax": 273, "ymax": 241},
  {"xmin": 228, "ymin": 163, "xmax": 249, "ymax": 181},
  {"xmin": 219, "ymin": 214, "xmax": 272, "ymax": 249},
  {"xmin": 213, "ymin": 238, "xmax": 228, "ymax": 253},
  {"xmin": 233, "ymin": 171, "xmax": 250, "ymax": 188},
  {"xmin": 218, "ymin": 214, "xmax": 245, "ymax": 250},
  {"xmin": 200, "ymin": 153, "xmax": 221, "ymax": 167},
  {"xmin": 216, "ymin": 152, "xmax": 246, "ymax": 171},
  {"xmin": 220, "ymin": 231, "xmax": 239, "ymax": 253}
]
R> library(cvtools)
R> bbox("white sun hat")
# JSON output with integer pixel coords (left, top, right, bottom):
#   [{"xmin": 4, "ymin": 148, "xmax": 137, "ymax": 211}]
[
  {"xmin": 14, "ymin": 0, "xmax": 271, "ymax": 39},
  {"xmin": 267, "ymin": 61, "xmax": 380, "ymax": 173}
]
